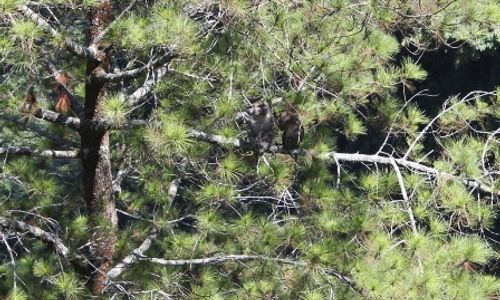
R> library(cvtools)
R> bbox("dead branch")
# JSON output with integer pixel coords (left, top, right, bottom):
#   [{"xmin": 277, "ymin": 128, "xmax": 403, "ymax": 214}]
[
  {"xmin": 0, "ymin": 217, "xmax": 70, "ymax": 258},
  {"xmin": 0, "ymin": 146, "xmax": 80, "ymax": 159}
]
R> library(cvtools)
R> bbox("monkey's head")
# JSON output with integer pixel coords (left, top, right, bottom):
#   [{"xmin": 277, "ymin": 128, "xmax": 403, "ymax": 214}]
[{"xmin": 252, "ymin": 100, "xmax": 271, "ymax": 116}]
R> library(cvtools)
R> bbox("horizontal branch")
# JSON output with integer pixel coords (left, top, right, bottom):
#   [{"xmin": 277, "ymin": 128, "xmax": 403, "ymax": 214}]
[
  {"xmin": 1, "ymin": 113, "xmax": 78, "ymax": 147},
  {"xmin": 141, "ymin": 254, "xmax": 365, "ymax": 296},
  {"xmin": 187, "ymin": 129, "xmax": 241, "ymax": 147},
  {"xmin": 19, "ymin": 5, "xmax": 98, "ymax": 59},
  {"xmin": 317, "ymin": 152, "xmax": 499, "ymax": 197},
  {"xmin": 0, "ymin": 146, "xmax": 80, "ymax": 159},
  {"xmin": 0, "ymin": 217, "xmax": 69, "ymax": 258},
  {"xmin": 177, "ymin": 128, "xmax": 499, "ymax": 197},
  {"xmin": 34, "ymin": 108, "xmax": 81, "ymax": 130}
]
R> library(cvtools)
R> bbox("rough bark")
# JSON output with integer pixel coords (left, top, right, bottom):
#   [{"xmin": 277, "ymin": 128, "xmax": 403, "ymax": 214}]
[{"xmin": 79, "ymin": 0, "xmax": 117, "ymax": 295}]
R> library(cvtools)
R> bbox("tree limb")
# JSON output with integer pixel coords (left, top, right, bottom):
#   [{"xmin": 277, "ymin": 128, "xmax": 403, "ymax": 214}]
[
  {"xmin": 91, "ymin": 0, "xmax": 138, "ymax": 46},
  {"xmin": 105, "ymin": 230, "xmax": 158, "ymax": 283},
  {"xmin": 120, "ymin": 119, "xmax": 498, "ymax": 197},
  {"xmin": 1, "ymin": 113, "xmax": 78, "ymax": 147},
  {"xmin": 95, "ymin": 52, "xmax": 178, "ymax": 82},
  {"xmin": 140, "ymin": 254, "xmax": 366, "ymax": 297},
  {"xmin": 19, "ymin": 5, "xmax": 98, "ymax": 59},
  {"xmin": 390, "ymin": 158, "xmax": 418, "ymax": 234},
  {"xmin": 126, "ymin": 65, "xmax": 170, "ymax": 106},
  {"xmin": 0, "ymin": 146, "xmax": 80, "ymax": 159},
  {"xmin": 33, "ymin": 108, "xmax": 81, "ymax": 131},
  {"xmin": 316, "ymin": 152, "xmax": 499, "ymax": 197},
  {"xmin": 187, "ymin": 129, "xmax": 241, "ymax": 147},
  {"xmin": 0, "ymin": 217, "xmax": 70, "ymax": 258}
]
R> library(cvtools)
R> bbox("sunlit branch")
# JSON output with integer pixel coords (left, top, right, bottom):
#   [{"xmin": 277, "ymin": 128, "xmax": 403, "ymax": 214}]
[
  {"xmin": 126, "ymin": 65, "xmax": 170, "ymax": 106},
  {"xmin": 19, "ymin": 5, "xmax": 98, "ymax": 59},
  {"xmin": 0, "ymin": 146, "xmax": 80, "ymax": 159},
  {"xmin": 140, "ymin": 254, "xmax": 366, "ymax": 297},
  {"xmin": 105, "ymin": 230, "xmax": 158, "ymax": 284},
  {"xmin": 34, "ymin": 108, "xmax": 81, "ymax": 130}
]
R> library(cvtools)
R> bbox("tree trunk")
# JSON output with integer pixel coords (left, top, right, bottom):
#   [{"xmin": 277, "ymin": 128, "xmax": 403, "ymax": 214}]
[{"xmin": 80, "ymin": 0, "xmax": 116, "ymax": 295}]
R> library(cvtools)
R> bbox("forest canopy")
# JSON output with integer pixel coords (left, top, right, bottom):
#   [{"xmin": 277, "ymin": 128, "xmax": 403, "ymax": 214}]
[{"xmin": 0, "ymin": 0, "xmax": 499, "ymax": 299}]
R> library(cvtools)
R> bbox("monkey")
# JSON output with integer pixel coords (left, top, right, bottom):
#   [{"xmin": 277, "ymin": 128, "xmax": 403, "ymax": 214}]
[
  {"xmin": 53, "ymin": 72, "xmax": 71, "ymax": 114},
  {"xmin": 55, "ymin": 93, "xmax": 70, "ymax": 114},
  {"xmin": 20, "ymin": 86, "xmax": 39, "ymax": 114},
  {"xmin": 278, "ymin": 105, "xmax": 304, "ymax": 154},
  {"xmin": 247, "ymin": 99, "xmax": 274, "ymax": 155}
]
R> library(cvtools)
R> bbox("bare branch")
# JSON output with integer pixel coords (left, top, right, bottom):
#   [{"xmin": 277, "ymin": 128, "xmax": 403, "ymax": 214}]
[
  {"xmin": 187, "ymin": 129, "xmax": 241, "ymax": 147},
  {"xmin": 105, "ymin": 230, "xmax": 158, "ymax": 283},
  {"xmin": 0, "ymin": 217, "xmax": 70, "ymax": 258},
  {"xmin": 316, "ymin": 152, "xmax": 499, "ymax": 197},
  {"xmin": 91, "ymin": 0, "xmax": 138, "ymax": 45},
  {"xmin": 96, "ymin": 52, "xmax": 178, "ymax": 82},
  {"xmin": 1, "ymin": 113, "xmax": 78, "ymax": 147},
  {"xmin": 0, "ymin": 146, "xmax": 80, "ymax": 159},
  {"xmin": 122, "ymin": 122, "xmax": 498, "ymax": 197},
  {"xmin": 1, "ymin": 233, "xmax": 18, "ymax": 290},
  {"xmin": 126, "ymin": 65, "xmax": 170, "ymax": 106},
  {"xmin": 141, "ymin": 254, "xmax": 366, "ymax": 296},
  {"xmin": 33, "ymin": 108, "xmax": 81, "ymax": 130},
  {"xmin": 404, "ymin": 90, "xmax": 494, "ymax": 159},
  {"xmin": 19, "ymin": 5, "xmax": 98, "ymax": 59},
  {"xmin": 390, "ymin": 159, "xmax": 418, "ymax": 234}
]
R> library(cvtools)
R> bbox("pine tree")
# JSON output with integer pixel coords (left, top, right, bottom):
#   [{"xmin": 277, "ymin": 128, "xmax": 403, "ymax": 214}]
[{"xmin": 0, "ymin": 0, "xmax": 499, "ymax": 298}]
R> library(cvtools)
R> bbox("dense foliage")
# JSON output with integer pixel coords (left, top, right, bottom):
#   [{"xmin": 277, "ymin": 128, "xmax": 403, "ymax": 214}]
[{"xmin": 0, "ymin": 0, "xmax": 499, "ymax": 299}]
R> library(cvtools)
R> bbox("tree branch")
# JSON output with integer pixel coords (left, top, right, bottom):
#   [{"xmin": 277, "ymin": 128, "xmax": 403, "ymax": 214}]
[
  {"xmin": 19, "ymin": 5, "xmax": 98, "ymax": 59},
  {"xmin": 105, "ymin": 230, "xmax": 158, "ymax": 283},
  {"xmin": 33, "ymin": 108, "xmax": 81, "ymax": 131},
  {"xmin": 126, "ymin": 65, "xmax": 170, "ymax": 106},
  {"xmin": 176, "ymin": 128, "xmax": 499, "ymax": 197},
  {"xmin": 187, "ymin": 129, "xmax": 241, "ymax": 147},
  {"xmin": 316, "ymin": 152, "xmax": 499, "ymax": 197},
  {"xmin": 0, "ymin": 217, "xmax": 70, "ymax": 258},
  {"xmin": 404, "ymin": 90, "xmax": 494, "ymax": 159},
  {"xmin": 1, "ymin": 113, "xmax": 78, "ymax": 147},
  {"xmin": 95, "ymin": 51, "xmax": 178, "ymax": 82},
  {"xmin": 91, "ymin": 0, "xmax": 138, "ymax": 46},
  {"xmin": 390, "ymin": 158, "xmax": 418, "ymax": 234},
  {"xmin": 141, "ymin": 254, "xmax": 366, "ymax": 296},
  {"xmin": 0, "ymin": 146, "xmax": 80, "ymax": 159}
]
